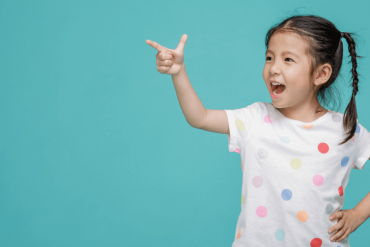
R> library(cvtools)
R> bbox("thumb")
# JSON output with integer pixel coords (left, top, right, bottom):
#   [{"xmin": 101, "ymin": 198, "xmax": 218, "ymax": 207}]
[{"xmin": 175, "ymin": 34, "xmax": 188, "ymax": 52}]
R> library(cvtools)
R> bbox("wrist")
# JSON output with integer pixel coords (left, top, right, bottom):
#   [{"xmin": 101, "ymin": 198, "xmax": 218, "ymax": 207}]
[
  {"xmin": 171, "ymin": 63, "xmax": 185, "ymax": 77},
  {"xmin": 353, "ymin": 207, "xmax": 369, "ymax": 224}
]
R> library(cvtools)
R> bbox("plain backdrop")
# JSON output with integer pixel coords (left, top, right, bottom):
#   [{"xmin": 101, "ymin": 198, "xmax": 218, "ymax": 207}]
[{"xmin": 0, "ymin": 0, "xmax": 369, "ymax": 246}]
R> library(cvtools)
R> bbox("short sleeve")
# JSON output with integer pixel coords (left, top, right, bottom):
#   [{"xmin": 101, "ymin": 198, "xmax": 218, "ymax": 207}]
[
  {"xmin": 353, "ymin": 122, "xmax": 370, "ymax": 170},
  {"xmin": 224, "ymin": 102, "xmax": 259, "ymax": 153}
]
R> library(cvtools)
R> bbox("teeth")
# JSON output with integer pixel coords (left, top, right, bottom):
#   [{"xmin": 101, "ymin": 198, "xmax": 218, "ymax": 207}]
[
  {"xmin": 273, "ymin": 88, "xmax": 283, "ymax": 95},
  {"xmin": 271, "ymin": 82, "xmax": 282, "ymax": 85}
]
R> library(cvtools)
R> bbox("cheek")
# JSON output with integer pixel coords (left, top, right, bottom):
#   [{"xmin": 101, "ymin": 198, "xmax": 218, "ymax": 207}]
[
  {"xmin": 287, "ymin": 81, "xmax": 312, "ymax": 97},
  {"xmin": 262, "ymin": 66, "xmax": 269, "ymax": 80},
  {"xmin": 286, "ymin": 68, "xmax": 309, "ymax": 89}
]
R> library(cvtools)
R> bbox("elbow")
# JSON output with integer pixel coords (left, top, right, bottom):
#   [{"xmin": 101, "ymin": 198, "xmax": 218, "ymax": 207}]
[
  {"xmin": 188, "ymin": 121, "xmax": 202, "ymax": 129},
  {"xmin": 188, "ymin": 119, "xmax": 204, "ymax": 129}
]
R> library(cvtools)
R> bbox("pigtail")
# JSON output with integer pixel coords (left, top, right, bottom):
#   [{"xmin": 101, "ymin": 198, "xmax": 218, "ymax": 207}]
[
  {"xmin": 339, "ymin": 32, "xmax": 363, "ymax": 145},
  {"xmin": 264, "ymin": 15, "xmax": 365, "ymax": 145}
]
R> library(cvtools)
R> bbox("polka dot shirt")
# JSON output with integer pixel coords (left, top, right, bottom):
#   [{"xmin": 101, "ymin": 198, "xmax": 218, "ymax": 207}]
[{"xmin": 224, "ymin": 102, "xmax": 370, "ymax": 247}]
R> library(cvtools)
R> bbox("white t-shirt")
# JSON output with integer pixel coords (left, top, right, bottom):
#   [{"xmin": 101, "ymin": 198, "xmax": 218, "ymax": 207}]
[{"xmin": 224, "ymin": 102, "xmax": 370, "ymax": 247}]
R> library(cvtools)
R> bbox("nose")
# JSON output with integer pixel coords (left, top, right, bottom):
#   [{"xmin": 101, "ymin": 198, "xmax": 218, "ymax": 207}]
[{"xmin": 269, "ymin": 59, "xmax": 281, "ymax": 76}]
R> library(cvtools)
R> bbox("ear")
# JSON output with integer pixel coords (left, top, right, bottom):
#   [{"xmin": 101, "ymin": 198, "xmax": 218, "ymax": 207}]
[{"xmin": 314, "ymin": 63, "xmax": 332, "ymax": 86}]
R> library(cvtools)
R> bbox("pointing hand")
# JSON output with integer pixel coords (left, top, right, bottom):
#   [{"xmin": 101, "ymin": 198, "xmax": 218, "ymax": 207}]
[{"xmin": 146, "ymin": 34, "xmax": 188, "ymax": 75}]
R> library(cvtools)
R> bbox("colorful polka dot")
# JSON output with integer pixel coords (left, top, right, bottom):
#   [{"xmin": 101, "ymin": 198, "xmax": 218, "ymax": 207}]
[
  {"xmin": 252, "ymin": 176, "xmax": 263, "ymax": 187},
  {"xmin": 297, "ymin": 210, "xmax": 308, "ymax": 222},
  {"xmin": 279, "ymin": 136, "xmax": 290, "ymax": 143},
  {"xmin": 302, "ymin": 123, "xmax": 314, "ymax": 129},
  {"xmin": 338, "ymin": 185, "xmax": 343, "ymax": 196},
  {"xmin": 264, "ymin": 114, "xmax": 272, "ymax": 123},
  {"xmin": 275, "ymin": 229, "xmax": 285, "ymax": 241},
  {"xmin": 229, "ymin": 104, "xmax": 355, "ymax": 245},
  {"xmin": 235, "ymin": 119, "xmax": 245, "ymax": 130},
  {"xmin": 341, "ymin": 156, "xmax": 349, "ymax": 167},
  {"xmin": 318, "ymin": 143, "xmax": 329, "ymax": 154},
  {"xmin": 310, "ymin": 238, "xmax": 322, "ymax": 247},
  {"xmin": 290, "ymin": 158, "xmax": 302, "ymax": 169},
  {"xmin": 256, "ymin": 206, "xmax": 267, "ymax": 217},
  {"xmin": 258, "ymin": 148, "xmax": 269, "ymax": 159},
  {"xmin": 355, "ymin": 122, "xmax": 360, "ymax": 133},
  {"xmin": 281, "ymin": 189, "xmax": 292, "ymax": 201},
  {"xmin": 332, "ymin": 114, "xmax": 341, "ymax": 122},
  {"xmin": 313, "ymin": 175, "xmax": 324, "ymax": 186},
  {"xmin": 326, "ymin": 203, "xmax": 334, "ymax": 214}
]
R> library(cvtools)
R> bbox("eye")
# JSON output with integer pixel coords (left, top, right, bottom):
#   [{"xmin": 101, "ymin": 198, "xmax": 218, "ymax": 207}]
[{"xmin": 265, "ymin": 57, "xmax": 294, "ymax": 62}]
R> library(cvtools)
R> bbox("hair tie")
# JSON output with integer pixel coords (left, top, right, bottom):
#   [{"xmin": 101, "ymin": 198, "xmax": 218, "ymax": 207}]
[{"xmin": 341, "ymin": 32, "xmax": 344, "ymax": 38}]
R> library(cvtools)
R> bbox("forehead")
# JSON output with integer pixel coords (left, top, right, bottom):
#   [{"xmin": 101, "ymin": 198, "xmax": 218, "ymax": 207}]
[{"xmin": 266, "ymin": 31, "xmax": 309, "ymax": 57}]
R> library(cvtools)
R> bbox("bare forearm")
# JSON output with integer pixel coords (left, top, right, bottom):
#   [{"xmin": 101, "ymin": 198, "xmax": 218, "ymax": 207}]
[
  {"xmin": 171, "ymin": 63, "xmax": 207, "ymax": 128},
  {"xmin": 353, "ymin": 192, "xmax": 370, "ymax": 223}
]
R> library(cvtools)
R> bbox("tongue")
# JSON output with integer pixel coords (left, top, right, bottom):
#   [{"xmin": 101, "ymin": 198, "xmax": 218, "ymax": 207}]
[{"xmin": 276, "ymin": 85, "xmax": 286, "ymax": 94}]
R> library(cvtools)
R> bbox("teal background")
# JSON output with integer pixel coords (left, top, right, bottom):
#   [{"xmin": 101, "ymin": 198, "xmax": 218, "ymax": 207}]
[{"xmin": 0, "ymin": 0, "xmax": 369, "ymax": 246}]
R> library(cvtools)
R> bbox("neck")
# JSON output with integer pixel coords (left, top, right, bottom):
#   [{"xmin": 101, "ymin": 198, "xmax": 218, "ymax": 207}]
[{"xmin": 277, "ymin": 101, "xmax": 328, "ymax": 123}]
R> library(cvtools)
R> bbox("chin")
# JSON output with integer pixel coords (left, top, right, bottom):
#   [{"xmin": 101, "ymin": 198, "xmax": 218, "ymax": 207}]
[{"xmin": 271, "ymin": 101, "xmax": 284, "ymax": 108}]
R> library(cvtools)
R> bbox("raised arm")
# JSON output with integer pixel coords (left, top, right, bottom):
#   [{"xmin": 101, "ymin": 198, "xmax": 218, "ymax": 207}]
[
  {"xmin": 146, "ymin": 34, "xmax": 230, "ymax": 135},
  {"xmin": 197, "ymin": 109, "xmax": 229, "ymax": 134},
  {"xmin": 171, "ymin": 63, "xmax": 229, "ymax": 134}
]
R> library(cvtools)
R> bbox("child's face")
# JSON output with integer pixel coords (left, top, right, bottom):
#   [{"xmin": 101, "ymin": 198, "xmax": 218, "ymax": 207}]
[{"xmin": 262, "ymin": 31, "xmax": 315, "ymax": 108}]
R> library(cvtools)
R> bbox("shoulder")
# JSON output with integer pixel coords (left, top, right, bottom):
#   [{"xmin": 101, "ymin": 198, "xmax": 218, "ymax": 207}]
[
  {"xmin": 233, "ymin": 102, "xmax": 272, "ymax": 119},
  {"xmin": 252, "ymin": 102, "xmax": 276, "ymax": 116},
  {"xmin": 226, "ymin": 102, "xmax": 266, "ymax": 122},
  {"xmin": 248, "ymin": 101, "xmax": 269, "ymax": 111},
  {"xmin": 328, "ymin": 110, "xmax": 345, "ymax": 123},
  {"xmin": 243, "ymin": 102, "xmax": 268, "ymax": 116},
  {"xmin": 326, "ymin": 109, "xmax": 360, "ymax": 123}
]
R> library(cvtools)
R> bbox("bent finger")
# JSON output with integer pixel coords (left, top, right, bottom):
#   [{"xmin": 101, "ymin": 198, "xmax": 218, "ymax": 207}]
[
  {"xmin": 157, "ymin": 52, "xmax": 173, "ymax": 61},
  {"xmin": 330, "ymin": 211, "xmax": 342, "ymax": 220},
  {"xmin": 330, "ymin": 225, "xmax": 348, "ymax": 242},
  {"xmin": 158, "ymin": 66, "xmax": 170, "ymax": 73},
  {"xmin": 334, "ymin": 227, "xmax": 351, "ymax": 242},
  {"xmin": 156, "ymin": 59, "xmax": 173, "ymax": 66},
  {"xmin": 157, "ymin": 60, "xmax": 173, "ymax": 66},
  {"xmin": 328, "ymin": 219, "xmax": 345, "ymax": 234}
]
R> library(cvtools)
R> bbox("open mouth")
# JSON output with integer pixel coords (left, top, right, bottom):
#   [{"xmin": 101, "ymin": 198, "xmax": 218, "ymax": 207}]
[{"xmin": 271, "ymin": 84, "xmax": 286, "ymax": 95}]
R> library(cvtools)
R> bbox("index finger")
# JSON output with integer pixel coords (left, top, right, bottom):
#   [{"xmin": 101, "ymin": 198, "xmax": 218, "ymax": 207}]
[{"xmin": 146, "ymin": 39, "xmax": 166, "ymax": 52}]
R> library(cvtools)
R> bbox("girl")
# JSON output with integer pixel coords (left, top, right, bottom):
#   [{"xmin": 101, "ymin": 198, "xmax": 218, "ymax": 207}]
[{"xmin": 146, "ymin": 14, "xmax": 370, "ymax": 247}]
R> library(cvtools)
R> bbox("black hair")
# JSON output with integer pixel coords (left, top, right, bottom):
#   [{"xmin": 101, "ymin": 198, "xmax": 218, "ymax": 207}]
[{"xmin": 265, "ymin": 14, "xmax": 364, "ymax": 145}]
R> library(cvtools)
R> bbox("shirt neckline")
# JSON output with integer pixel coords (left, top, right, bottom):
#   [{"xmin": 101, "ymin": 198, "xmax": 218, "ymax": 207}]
[{"xmin": 271, "ymin": 104, "xmax": 331, "ymax": 125}]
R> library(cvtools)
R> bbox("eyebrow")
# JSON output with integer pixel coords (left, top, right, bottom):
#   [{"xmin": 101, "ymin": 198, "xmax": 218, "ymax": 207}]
[{"xmin": 265, "ymin": 49, "xmax": 299, "ymax": 58}]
